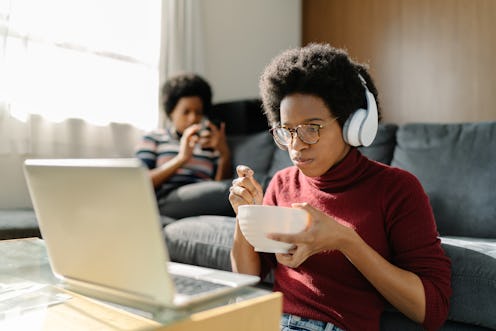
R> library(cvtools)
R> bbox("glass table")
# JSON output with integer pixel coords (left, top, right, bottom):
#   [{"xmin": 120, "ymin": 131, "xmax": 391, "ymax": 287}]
[{"xmin": 0, "ymin": 237, "xmax": 281, "ymax": 330}]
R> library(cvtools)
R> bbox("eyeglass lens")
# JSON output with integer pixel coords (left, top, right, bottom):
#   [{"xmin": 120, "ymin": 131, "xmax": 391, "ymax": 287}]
[{"xmin": 273, "ymin": 125, "xmax": 320, "ymax": 146}]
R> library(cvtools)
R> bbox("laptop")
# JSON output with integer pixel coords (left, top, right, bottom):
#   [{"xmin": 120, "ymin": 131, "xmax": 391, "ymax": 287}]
[{"xmin": 23, "ymin": 158, "xmax": 259, "ymax": 311}]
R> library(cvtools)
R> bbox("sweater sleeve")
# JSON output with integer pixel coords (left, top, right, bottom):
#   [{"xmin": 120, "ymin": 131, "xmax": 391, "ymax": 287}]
[
  {"xmin": 383, "ymin": 170, "xmax": 452, "ymax": 331},
  {"xmin": 135, "ymin": 132, "xmax": 158, "ymax": 169}
]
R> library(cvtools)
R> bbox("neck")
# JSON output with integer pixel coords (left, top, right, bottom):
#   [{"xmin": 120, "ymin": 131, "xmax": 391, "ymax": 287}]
[{"xmin": 336, "ymin": 144, "xmax": 352, "ymax": 166}]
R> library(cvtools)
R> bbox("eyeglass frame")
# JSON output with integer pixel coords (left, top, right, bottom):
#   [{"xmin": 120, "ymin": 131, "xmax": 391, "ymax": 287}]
[{"xmin": 269, "ymin": 117, "xmax": 339, "ymax": 150}]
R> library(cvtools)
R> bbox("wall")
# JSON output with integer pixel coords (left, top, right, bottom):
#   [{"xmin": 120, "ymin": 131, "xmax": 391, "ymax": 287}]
[
  {"xmin": 303, "ymin": 0, "xmax": 496, "ymax": 124},
  {"xmin": 203, "ymin": 0, "xmax": 301, "ymax": 102}
]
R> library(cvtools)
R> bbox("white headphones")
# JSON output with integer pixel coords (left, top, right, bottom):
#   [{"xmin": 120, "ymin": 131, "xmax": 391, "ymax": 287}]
[{"xmin": 342, "ymin": 74, "xmax": 378, "ymax": 147}]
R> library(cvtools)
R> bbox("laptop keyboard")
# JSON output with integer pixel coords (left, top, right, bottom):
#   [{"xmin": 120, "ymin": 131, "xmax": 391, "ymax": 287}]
[{"xmin": 171, "ymin": 274, "xmax": 228, "ymax": 296}]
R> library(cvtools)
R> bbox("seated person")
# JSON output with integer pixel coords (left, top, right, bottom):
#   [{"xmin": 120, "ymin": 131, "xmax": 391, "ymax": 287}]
[
  {"xmin": 136, "ymin": 73, "xmax": 232, "ymax": 219},
  {"xmin": 229, "ymin": 44, "xmax": 451, "ymax": 331}
]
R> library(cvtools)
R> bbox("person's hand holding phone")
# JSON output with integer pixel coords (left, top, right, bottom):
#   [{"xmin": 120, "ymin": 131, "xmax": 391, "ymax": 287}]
[
  {"xmin": 198, "ymin": 120, "xmax": 229, "ymax": 155},
  {"xmin": 177, "ymin": 124, "xmax": 202, "ymax": 162}
]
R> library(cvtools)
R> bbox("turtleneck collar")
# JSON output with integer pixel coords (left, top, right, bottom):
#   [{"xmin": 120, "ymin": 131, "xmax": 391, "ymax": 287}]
[{"xmin": 303, "ymin": 148, "xmax": 369, "ymax": 192}]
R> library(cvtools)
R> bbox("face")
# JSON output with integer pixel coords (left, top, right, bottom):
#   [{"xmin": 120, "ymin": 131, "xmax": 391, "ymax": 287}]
[
  {"xmin": 169, "ymin": 96, "xmax": 204, "ymax": 134},
  {"xmin": 279, "ymin": 93, "xmax": 350, "ymax": 177}
]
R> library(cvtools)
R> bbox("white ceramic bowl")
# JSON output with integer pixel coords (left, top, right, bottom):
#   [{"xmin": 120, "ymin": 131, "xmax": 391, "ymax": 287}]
[{"xmin": 238, "ymin": 205, "xmax": 308, "ymax": 253}]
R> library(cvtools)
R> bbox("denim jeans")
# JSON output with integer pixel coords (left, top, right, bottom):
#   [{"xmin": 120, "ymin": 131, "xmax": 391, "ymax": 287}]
[{"xmin": 280, "ymin": 314, "xmax": 346, "ymax": 331}]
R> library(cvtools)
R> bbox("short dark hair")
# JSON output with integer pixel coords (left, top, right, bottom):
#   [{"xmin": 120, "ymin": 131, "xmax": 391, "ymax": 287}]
[
  {"xmin": 259, "ymin": 43, "xmax": 381, "ymax": 127},
  {"xmin": 161, "ymin": 73, "xmax": 212, "ymax": 118}
]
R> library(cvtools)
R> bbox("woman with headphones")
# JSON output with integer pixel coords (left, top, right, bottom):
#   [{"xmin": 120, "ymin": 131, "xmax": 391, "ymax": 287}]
[{"xmin": 228, "ymin": 43, "xmax": 451, "ymax": 331}]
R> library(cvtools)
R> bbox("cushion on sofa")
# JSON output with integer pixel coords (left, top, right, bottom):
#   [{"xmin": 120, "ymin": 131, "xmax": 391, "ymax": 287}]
[
  {"xmin": 0, "ymin": 209, "xmax": 40, "ymax": 240},
  {"xmin": 163, "ymin": 215, "xmax": 236, "ymax": 271},
  {"xmin": 211, "ymin": 99, "xmax": 268, "ymax": 135},
  {"xmin": 358, "ymin": 123, "xmax": 398, "ymax": 165},
  {"xmin": 267, "ymin": 148, "xmax": 293, "ymax": 177},
  {"xmin": 391, "ymin": 122, "xmax": 496, "ymax": 238},
  {"xmin": 441, "ymin": 237, "xmax": 496, "ymax": 329},
  {"xmin": 227, "ymin": 131, "xmax": 275, "ymax": 181},
  {"xmin": 158, "ymin": 180, "xmax": 234, "ymax": 219},
  {"xmin": 380, "ymin": 311, "xmax": 493, "ymax": 331}
]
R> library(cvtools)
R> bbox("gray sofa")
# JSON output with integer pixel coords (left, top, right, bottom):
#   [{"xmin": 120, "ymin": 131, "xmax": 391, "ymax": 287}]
[
  {"xmin": 162, "ymin": 104, "xmax": 496, "ymax": 331},
  {"xmin": 1, "ymin": 100, "xmax": 495, "ymax": 330}
]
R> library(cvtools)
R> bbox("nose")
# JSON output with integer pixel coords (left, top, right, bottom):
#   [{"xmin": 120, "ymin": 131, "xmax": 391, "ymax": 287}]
[
  {"xmin": 289, "ymin": 130, "xmax": 308, "ymax": 151},
  {"xmin": 188, "ymin": 112, "xmax": 202, "ymax": 124}
]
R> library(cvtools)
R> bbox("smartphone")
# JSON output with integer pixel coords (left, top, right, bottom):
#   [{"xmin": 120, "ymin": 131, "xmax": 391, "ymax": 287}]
[
  {"xmin": 198, "ymin": 119, "xmax": 211, "ymax": 135},
  {"xmin": 197, "ymin": 117, "xmax": 221, "ymax": 136},
  {"xmin": 197, "ymin": 119, "xmax": 213, "ymax": 151}
]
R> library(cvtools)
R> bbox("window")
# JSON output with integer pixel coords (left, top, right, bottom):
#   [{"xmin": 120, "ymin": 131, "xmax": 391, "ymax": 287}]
[{"xmin": 0, "ymin": 0, "xmax": 161, "ymax": 130}]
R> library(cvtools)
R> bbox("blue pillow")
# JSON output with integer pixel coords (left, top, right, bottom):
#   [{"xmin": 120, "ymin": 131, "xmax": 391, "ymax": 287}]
[
  {"xmin": 227, "ymin": 131, "xmax": 275, "ymax": 177},
  {"xmin": 391, "ymin": 122, "xmax": 496, "ymax": 238},
  {"xmin": 441, "ymin": 237, "xmax": 496, "ymax": 329},
  {"xmin": 358, "ymin": 123, "xmax": 398, "ymax": 165}
]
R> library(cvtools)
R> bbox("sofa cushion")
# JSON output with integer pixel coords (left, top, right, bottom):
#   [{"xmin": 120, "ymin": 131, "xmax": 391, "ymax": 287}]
[
  {"xmin": 441, "ymin": 236, "xmax": 496, "ymax": 329},
  {"xmin": 391, "ymin": 122, "xmax": 496, "ymax": 238},
  {"xmin": 0, "ymin": 209, "xmax": 40, "ymax": 240},
  {"xmin": 228, "ymin": 131, "xmax": 275, "ymax": 180},
  {"xmin": 211, "ymin": 99, "xmax": 267, "ymax": 135},
  {"xmin": 267, "ymin": 148, "xmax": 293, "ymax": 177},
  {"xmin": 358, "ymin": 123, "xmax": 398, "ymax": 165},
  {"xmin": 163, "ymin": 216, "xmax": 236, "ymax": 271},
  {"xmin": 158, "ymin": 180, "xmax": 234, "ymax": 219},
  {"xmin": 380, "ymin": 311, "xmax": 493, "ymax": 330}
]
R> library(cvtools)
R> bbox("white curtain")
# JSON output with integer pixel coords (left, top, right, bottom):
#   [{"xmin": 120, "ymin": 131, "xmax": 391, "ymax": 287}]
[
  {"xmin": 160, "ymin": 0, "xmax": 205, "ymax": 83},
  {"xmin": 0, "ymin": 0, "xmax": 162, "ymax": 157},
  {"xmin": 0, "ymin": 0, "xmax": 206, "ymax": 209},
  {"xmin": 158, "ymin": 0, "xmax": 205, "ymax": 127}
]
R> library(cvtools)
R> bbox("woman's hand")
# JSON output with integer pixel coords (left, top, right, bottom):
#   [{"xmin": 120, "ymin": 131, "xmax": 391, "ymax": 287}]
[
  {"xmin": 268, "ymin": 202, "xmax": 354, "ymax": 268},
  {"xmin": 229, "ymin": 165, "xmax": 264, "ymax": 276},
  {"xmin": 229, "ymin": 165, "xmax": 264, "ymax": 214},
  {"xmin": 269, "ymin": 203, "xmax": 428, "ymax": 323}
]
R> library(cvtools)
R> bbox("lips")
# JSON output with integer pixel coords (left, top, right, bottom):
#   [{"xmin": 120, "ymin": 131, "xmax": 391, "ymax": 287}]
[{"xmin": 291, "ymin": 156, "xmax": 313, "ymax": 166}]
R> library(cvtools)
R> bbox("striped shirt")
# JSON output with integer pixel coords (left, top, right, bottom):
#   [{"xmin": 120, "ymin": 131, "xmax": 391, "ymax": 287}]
[{"xmin": 135, "ymin": 127, "xmax": 219, "ymax": 197}]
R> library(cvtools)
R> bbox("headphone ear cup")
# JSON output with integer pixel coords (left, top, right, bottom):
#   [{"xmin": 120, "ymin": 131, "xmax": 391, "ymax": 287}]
[
  {"xmin": 342, "ymin": 74, "xmax": 379, "ymax": 147},
  {"xmin": 343, "ymin": 108, "xmax": 367, "ymax": 147},
  {"xmin": 359, "ymin": 90, "xmax": 378, "ymax": 147}
]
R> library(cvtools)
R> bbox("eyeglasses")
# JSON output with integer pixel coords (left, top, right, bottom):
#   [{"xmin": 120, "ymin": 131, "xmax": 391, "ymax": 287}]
[{"xmin": 269, "ymin": 118, "xmax": 339, "ymax": 150}]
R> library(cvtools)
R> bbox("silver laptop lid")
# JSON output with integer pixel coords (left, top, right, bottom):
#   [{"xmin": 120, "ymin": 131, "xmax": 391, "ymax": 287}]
[{"xmin": 23, "ymin": 158, "xmax": 175, "ymax": 306}]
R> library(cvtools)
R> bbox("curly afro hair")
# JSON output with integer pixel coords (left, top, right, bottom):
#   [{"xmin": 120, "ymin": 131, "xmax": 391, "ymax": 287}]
[
  {"xmin": 259, "ymin": 43, "xmax": 381, "ymax": 127},
  {"xmin": 161, "ymin": 73, "xmax": 212, "ymax": 119}
]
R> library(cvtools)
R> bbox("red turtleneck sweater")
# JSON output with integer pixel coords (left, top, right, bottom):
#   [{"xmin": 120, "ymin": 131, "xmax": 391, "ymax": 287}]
[{"xmin": 262, "ymin": 148, "xmax": 451, "ymax": 331}]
